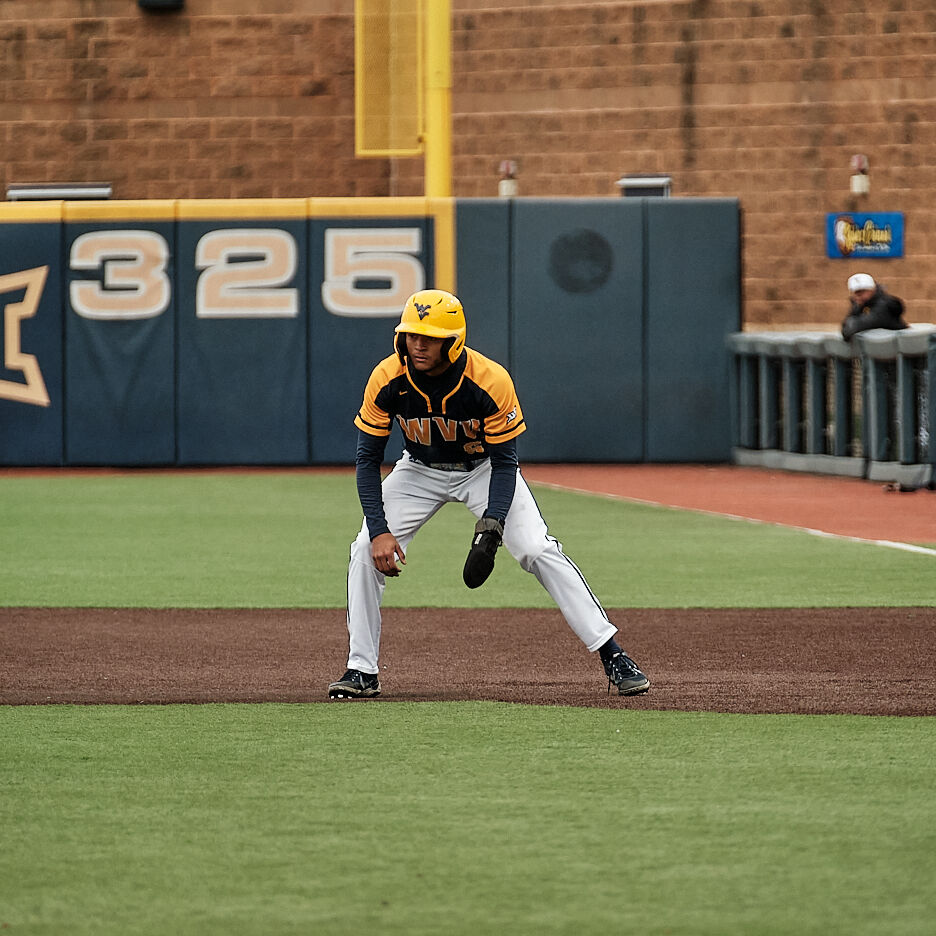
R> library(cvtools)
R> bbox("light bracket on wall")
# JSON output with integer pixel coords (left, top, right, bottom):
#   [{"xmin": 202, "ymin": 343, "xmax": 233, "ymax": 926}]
[
  {"xmin": 616, "ymin": 175, "xmax": 672, "ymax": 198},
  {"xmin": 850, "ymin": 154, "xmax": 870, "ymax": 195},
  {"xmin": 6, "ymin": 182, "xmax": 113, "ymax": 201}
]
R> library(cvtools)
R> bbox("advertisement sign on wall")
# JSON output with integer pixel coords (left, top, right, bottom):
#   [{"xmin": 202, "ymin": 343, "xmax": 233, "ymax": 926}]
[{"xmin": 826, "ymin": 212, "xmax": 904, "ymax": 259}]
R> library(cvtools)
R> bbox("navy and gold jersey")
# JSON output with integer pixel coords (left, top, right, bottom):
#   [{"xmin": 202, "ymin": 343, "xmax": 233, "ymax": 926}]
[{"xmin": 354, "ymin": 347, "xmax": 525, "ymax": 464}]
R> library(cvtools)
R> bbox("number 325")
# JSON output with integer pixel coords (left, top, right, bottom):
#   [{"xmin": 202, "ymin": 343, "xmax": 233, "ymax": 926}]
[{"xmin": 68, "ymin": 227, "xmax": 425, "ymax": 321}]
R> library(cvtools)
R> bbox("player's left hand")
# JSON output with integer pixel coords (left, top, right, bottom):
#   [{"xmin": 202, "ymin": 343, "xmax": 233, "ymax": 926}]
[{"xmin": 463, "ymin": 517, "xmax": 503, "ymax": 588}]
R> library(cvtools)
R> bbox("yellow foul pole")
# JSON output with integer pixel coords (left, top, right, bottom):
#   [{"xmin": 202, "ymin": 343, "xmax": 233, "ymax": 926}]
[{"xmin": 423, "ymin": 0, "xmax": 452, "ymax": 199}]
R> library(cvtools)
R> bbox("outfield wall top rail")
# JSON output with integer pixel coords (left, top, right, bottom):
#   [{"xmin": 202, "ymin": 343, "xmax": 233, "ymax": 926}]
[{"xmin": 728, "ymin": 325, "xmax": 936, "ymax": 488}]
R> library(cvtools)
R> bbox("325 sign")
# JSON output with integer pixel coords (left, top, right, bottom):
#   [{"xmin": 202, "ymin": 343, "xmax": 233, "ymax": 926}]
[
  {"xmin": 68, "ymin": 225, "xmax": 426, "ymax": 319},
  {"xmin": 0, "ymin": 225, "xmax": 429, "ymax": 406}
]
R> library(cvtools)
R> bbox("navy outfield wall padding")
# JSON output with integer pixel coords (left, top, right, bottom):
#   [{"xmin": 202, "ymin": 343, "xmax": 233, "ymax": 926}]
[
  {"xmin": 644, "ymin": 199, "xmax": 740, "ymax": 461},
  {"xmin": 0, "ymin": 197, "xmax": 742, "ymax": 467},
  {"xmin": 509, "ymin": 199, "xmax": 645, "ymax": 462},
  {"xmin": 307, "ymin": 215, "xmax": 434, "ymax": 464},
  {"xmin": 453, "ymin": 199, "xmax": 511, "ymax": 366},
  {"xmin": 64, "ymin": 217, "xmax": 176, "ymax": 465},
  {"xmin": 0, "ymin": 209, "xmax": 64, "ymax": 465},
  {"xmin": 175, "ymin": 210, "xmax": 309, "ymax": 465}
]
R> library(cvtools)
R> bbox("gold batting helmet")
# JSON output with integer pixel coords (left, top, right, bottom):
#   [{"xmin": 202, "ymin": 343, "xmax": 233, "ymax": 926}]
[{"xmin": 394, "ymin": 289, "xmax": 467, "ymax": 364}]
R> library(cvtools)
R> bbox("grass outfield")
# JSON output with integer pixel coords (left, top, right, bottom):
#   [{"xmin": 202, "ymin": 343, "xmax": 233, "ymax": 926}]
[
  {"xmin": 1, "ymin": 472, "xmax": 934, "ymax": 607},
  {"xmin": 2, "ymin": 703, "xmax": 934, "ymax": 936},
  {"xmin": 1, "ymin": 471, "xmax": 934, "ymax": 935}
]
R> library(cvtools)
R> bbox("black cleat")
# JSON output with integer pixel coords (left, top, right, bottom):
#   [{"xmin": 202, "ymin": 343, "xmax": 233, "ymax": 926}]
[
  {"xmin": 603, "ymin": 652, "xmax": 650, "ymax": 696},
  {"xmin": 328, "ymin": 669, "xmax": 381, "ymax": 699}
]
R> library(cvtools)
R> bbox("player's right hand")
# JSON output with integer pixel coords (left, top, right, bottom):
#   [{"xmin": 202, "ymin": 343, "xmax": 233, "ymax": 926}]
[{"xmin": 371, "ymin": 532, "xmax": 406, "ymax": 577}]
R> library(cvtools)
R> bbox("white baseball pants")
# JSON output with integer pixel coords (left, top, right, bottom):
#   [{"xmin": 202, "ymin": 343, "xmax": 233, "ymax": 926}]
[{"xmin": 345, "ymin": 453, "xmax": 617, "ymax": 674}]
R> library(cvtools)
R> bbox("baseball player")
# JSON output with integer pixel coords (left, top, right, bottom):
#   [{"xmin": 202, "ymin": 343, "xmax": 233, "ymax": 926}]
[{"xmin": 327, "ymin": 288, "xmax": 650, "ymax": 699}]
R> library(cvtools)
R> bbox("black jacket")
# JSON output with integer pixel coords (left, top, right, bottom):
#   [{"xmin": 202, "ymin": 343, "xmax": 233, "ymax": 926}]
[{"xmin": 841, "ymin": 286, "xmax": 907, "ymax": 340}]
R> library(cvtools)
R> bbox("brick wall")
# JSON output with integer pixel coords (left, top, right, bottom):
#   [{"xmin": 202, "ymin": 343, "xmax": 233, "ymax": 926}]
[
  {"xmin": 0, "ymin": 0, "xmax": 380, "ymax": 200},
  {"xmin": 1, "ymin": 0, "xmax": 934, "ymax": 329}
]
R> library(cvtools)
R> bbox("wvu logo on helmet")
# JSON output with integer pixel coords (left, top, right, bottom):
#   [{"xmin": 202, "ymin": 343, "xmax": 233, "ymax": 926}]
[{"xmin": 395, "ymin": 290, "xmax": 467, "ymax": 365}]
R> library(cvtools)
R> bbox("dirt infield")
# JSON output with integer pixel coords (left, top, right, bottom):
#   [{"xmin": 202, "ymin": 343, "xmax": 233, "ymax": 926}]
[
  {"xmin": 2, "ymin": 606, "xmax": 933, "ymax": 715},
  {"xmin": 1, "ymin": 465, "xmax": 933, "ymax": 714}
]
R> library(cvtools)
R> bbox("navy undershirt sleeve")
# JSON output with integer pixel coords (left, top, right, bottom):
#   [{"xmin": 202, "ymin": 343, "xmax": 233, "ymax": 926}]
[
  {"xmin": 483, "ymin": 439, "xmax": 519, "ymax": 525},
  {"xmin": 355, "ymin": 429, "xmax": 390, "ymax": 540}
]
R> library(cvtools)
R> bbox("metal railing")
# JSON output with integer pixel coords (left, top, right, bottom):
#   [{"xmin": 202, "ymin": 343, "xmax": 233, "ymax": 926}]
[{"xmin": 727, "ymin": 325, "xmax": 936, "ymax": 488}]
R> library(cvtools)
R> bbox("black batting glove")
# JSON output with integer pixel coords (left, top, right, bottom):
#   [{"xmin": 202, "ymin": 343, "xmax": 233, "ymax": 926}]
[{"xmin": 462, "ymin": 517, "xmax": 504, "ymax": 588}]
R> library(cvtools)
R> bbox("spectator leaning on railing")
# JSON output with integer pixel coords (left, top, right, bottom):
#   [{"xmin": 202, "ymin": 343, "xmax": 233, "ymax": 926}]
[{"xmin": 841, "ymin": 272, "xmax": 908, "ymax": 340}]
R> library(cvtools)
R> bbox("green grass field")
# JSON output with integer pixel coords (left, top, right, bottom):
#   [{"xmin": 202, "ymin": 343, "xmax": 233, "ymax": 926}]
[
  {"xmin": 1, "ymin": 472, "xmax": 934, "ymax": 935},
  {"xmin": 1, "ymin": 473, "xmax": 934, "ymax": 607}
]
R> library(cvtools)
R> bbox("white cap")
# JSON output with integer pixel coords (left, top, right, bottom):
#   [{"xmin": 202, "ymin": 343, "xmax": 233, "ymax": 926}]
[{"xmin": 847, "ymin": 272, "xmax": 875, "ymax": 292}]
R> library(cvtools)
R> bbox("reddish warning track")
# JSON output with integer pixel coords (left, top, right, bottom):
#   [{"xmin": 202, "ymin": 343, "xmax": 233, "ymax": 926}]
[{"xmin": 522, "ymin": 464, "xmax": 936, "ymax": 546}]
